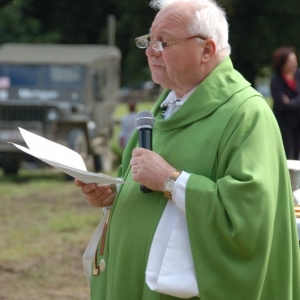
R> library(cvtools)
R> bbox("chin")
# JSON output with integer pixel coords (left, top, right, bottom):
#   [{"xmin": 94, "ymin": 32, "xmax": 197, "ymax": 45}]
[
  {"xmin": 151, "ymin": 74, "xmax": 167, "ymax": 87},
  {"xmin": 151, "ymin": 76, "xmax": 162, "ymax": 86}
]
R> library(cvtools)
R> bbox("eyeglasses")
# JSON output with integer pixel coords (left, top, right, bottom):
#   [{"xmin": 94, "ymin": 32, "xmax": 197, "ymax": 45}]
[{"xmin": 135, "ymin": 33, "xmax": 207, "ymax": 51}]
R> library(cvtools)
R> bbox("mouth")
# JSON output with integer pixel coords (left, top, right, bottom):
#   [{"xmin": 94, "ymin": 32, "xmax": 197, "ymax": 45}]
[
  {"xmin": 150, "ymin": 58, "xmax": 163, "ymax": 68},
  {"xmin": 151, "ymin": 63, "xmax": 163, "ymax": 69}
]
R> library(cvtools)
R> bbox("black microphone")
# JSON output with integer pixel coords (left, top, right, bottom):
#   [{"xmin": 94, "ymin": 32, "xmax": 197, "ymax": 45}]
[{"xmin": 135, "ymin": 110, "xmax": 155, "ymax": 193}]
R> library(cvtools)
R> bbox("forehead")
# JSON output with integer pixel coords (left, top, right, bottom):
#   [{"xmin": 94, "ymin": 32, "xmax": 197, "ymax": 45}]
[
  {"xmin": 150, "ymin": 5, "xmax": 192, "ymax": 36},
  {"xmin": 287, "ymin": 53, "xmax": 297, "ymax": 60}
]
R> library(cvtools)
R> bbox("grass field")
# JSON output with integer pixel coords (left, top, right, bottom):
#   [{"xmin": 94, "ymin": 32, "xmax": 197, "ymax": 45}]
[
  {"xmin": 0, "ymin": 101, "xmax": 154, "ymax": 300},
  {"xmin": 0, "ymin": 169, "xmax": 102, "ymax": 300}
]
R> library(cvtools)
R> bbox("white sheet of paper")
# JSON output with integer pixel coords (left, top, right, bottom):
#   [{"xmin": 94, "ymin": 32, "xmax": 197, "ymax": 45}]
[
  {"xmin": 18, "ymin": 127, "xmax": 87, "ymax": 171},
  {"xmin": 8, "ymin": 127, "xmax": 124, "ymax": 185}
]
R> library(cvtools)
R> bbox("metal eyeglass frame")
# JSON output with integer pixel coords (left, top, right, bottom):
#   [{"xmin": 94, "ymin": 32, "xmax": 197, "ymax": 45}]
[{"xmin": 135, "ymin": 33, "xmax": 208, "ymax": 51}]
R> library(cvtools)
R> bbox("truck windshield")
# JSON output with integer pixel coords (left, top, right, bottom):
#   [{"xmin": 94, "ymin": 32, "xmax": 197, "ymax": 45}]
[{"xmin": 0, "ymin": 65, "xmax": 84, "ymax": 88}]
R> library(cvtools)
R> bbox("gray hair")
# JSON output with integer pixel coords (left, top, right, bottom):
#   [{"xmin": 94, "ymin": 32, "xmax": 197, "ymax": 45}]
[{"xmin": 149, "ymin": 0, "xmax": 231, "ymax": 57}]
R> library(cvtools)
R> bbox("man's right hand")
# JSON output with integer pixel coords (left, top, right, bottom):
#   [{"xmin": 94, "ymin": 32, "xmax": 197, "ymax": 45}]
[{"xmin": 74, "ymin": 179, "xmax": 116, "ymax": 208}]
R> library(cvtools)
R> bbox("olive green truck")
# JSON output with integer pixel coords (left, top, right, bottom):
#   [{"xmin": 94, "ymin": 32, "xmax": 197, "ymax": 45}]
[{"xmin": 0, "ymin": 43, "xmax": 121, "ymax": 175}]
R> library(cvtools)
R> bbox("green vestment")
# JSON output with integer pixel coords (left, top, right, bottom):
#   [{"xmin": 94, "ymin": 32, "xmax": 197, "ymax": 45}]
[{"xmin": 90, "ymin": 58, "xmax": 300, "ymax": 300}]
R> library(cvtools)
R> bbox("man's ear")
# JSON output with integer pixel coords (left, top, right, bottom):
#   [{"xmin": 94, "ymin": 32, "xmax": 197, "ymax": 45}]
[{"xmin": 201, "ymin": 39, "xmax": 216, "ymax": 63}]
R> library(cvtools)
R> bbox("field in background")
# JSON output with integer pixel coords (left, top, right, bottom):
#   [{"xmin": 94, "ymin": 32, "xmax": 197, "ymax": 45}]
[
  {"xmin": 0, "ymin": 101, "xmax": 154, "ymax": 300},
  {"xmin": 0, "ymin": 169, "xmax": 103, "ymax": 300}
]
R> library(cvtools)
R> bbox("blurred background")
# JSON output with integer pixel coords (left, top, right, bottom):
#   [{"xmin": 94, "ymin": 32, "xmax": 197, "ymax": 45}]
[
  {"xmin": 0, "ymin": 0, "xmax": 300, "ymax": 299},
  {"xmin": 1, "ymin": 0, "xmax": 300, "ymax": 92}
]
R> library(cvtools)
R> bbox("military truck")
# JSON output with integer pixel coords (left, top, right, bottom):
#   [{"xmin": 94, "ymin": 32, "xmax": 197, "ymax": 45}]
[{"xmin": 0, "ymin": 43, "xmax": 121, "ymax": 175}]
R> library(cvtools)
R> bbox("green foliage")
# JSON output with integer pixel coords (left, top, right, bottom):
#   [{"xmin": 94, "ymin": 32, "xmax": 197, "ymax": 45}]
[
  {"xmin": 1, "ymin": 0, "xmax": 300, "ymax": 86},
  {"xmin": 0, "ymin": 0, "xmax": 62, "ymax": 44},
  {"xmin": 221, "ymin": 0, "xmax": 300, "ymax": 82}
]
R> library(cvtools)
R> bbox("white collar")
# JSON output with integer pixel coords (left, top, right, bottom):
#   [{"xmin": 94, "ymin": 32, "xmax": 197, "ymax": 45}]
[{"xmin": 160, "ymin": 87, "xmax": 197, "ymax": 108}]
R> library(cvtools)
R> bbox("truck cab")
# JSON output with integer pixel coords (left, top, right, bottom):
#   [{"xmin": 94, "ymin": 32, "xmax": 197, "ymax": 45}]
[{"xmin": 0, "ymin": 43, "xmax": 121, "ymax": 175}]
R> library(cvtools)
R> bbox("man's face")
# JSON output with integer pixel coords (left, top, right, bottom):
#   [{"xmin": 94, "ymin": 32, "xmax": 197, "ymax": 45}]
[{"xmin": 146, "ymin": 6, "xmax": 205, "ymax": 95}]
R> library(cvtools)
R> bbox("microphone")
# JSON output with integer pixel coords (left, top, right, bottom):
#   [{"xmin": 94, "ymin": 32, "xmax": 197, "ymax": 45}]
[{"xmin": 135, "ymin": 110, "xmax": 155, "ymax": 193}]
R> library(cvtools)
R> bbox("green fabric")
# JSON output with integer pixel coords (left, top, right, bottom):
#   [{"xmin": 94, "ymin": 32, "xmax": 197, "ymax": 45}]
[{"xmin": 90, "ymin": 57, "xmax": 300, "ymax": 300}]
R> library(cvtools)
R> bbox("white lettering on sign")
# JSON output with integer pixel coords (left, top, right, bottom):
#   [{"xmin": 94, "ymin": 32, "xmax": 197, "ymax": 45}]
[{"xmin": 18, "ymin": 89, "xmax": 60, "ymax": 100}]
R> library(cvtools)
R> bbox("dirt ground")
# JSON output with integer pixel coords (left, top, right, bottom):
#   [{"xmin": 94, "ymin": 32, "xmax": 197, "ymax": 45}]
[
  {"xmin": 0, "ymin": 171, "xmax": 102, "ymax": 300},
  {"xmin": 0, "ymin": 250, "xmax": 89, "ymax": 300}
]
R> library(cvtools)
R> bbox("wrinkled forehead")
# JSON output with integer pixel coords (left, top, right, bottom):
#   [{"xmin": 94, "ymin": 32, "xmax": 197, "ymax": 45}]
[{"xmin": 151, "ymin": 4, "xmax": 193, "ymax": 35}]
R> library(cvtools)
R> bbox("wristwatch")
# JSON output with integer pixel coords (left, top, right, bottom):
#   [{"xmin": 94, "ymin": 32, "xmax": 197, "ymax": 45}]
[{"xmin": 164, "ymin": 169, "xmax": 181, "ymax": 200}]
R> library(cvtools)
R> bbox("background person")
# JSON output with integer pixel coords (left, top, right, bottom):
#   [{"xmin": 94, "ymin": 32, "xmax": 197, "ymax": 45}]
[
  {"xmin": 270, "ymin": 46, "xmax": 300, "ymax": 159},
  {"xmin": 75, "ymin": 1, "xmax": 300, "ymax": 299},
  {"xmin": 118, "ymin": 101, "xmax": 137, "ymax": 149}
]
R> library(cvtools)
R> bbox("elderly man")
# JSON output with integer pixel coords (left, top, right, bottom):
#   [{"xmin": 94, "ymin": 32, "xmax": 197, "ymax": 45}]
[{"xmin": 75, "ymin": 0, "xmax": 300, "ymax": 299}]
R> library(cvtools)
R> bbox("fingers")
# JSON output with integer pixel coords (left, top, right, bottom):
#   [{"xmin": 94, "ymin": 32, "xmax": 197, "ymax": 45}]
[
  {"xmin": 131, "ymin": 147, "xmax": 149, "ymax": 158},
  {"xmin": 74, "ymin": 178, "xmax": 85, "ymax": 186},
  {"xmin": 84, "ymin": 184, "xmax": 112, "ymax": 200},
  {"xmin": 132, "ymin": 147, "xmax": 144, "ymax": 156},
  {"xmin": 130, "ymin": 148, "xmax": 151, "ymax": 168},
  {"xmin": 74, "ymin": 180, "xmax": 116, "ymax": 208},
  {"xmin": 101, "ymin": 193, "xmax": 116, "ymax": 207},
  {"xmin": 130, "ymin": 148, "xmax": 175, "ymax": 191},
  {"xmin": 88, "ymin": 191, "xmax": 116, "ymax": 207},
  {"xmin": 85, "ymin": 186, "xmax": 116, "ymax": 207},
  {"xmin": 81, "ymin": 183, "xmax": 102, "ymax": 194}
]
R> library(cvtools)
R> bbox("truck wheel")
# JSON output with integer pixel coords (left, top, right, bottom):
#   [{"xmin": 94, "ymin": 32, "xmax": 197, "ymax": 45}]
[
  {"xmin": 67, "ymin": 129, "xmax": 88, "ymax": 157},
  {"xmin": 2, "ymin": 160, "xmax": 20, "ymax": 175},
  {"xmin": 66, "ymin": 129, "xmax": 93, "ymax": 178},
  {"xmin": 93, "ymin": 154, "xmax": 102, "ymax": 172}
]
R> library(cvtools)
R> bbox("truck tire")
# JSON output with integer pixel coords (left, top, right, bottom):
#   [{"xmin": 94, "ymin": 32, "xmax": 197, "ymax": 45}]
[
  {"xmin": 66, "ymin": 129, "xmax": 92, "ymax": 179},
  {"xmin": 93, "ymin": 154, "xmax": 102, "ymax": 172},
  {"xmin": 67, "ymin": 129, "xmax": 88, "ymax": 157},
  {"xmin": 93, "ymin": 151, "xmax": 113, "ymax": 173},
  {"xmin": 2, "ymin": 160, "xmax": 20, "ymax": 175}
]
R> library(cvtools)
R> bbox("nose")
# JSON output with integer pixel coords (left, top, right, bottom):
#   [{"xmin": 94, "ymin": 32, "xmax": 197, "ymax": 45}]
[{"xmin": 146, "ymin": 46, "xmax": 160, "ymax": 57}]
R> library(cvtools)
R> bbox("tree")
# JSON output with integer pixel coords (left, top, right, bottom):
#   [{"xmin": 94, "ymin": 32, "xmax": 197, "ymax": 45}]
[
  {"xmin": 222, "ymin": 0, "xmax": 300, "ymax": 84},
  {"xmin": 0, "ymin": 0, "xmax": 61, "ymax": 44},
  {"xmin": 114, "ymin": 0, "xmax": 300, "ymax": 86},
  {"xmin": 111, "ymin": 0, "xmax": 156, "ymax": 87},
  {"xmin": 1, "ymin": 0, "xmax": 300, "ymax": 87}
]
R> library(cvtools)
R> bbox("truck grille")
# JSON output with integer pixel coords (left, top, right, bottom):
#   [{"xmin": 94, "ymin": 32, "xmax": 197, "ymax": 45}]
[{"xmin": 0, "ymin": 106, "xmax": 46, "ymax": 122}]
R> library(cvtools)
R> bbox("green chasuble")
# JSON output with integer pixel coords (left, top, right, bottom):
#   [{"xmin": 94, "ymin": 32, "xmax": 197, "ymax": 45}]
[{"xmin": 90, "ymin": 57, "xmax": 300, "ymax": 300}]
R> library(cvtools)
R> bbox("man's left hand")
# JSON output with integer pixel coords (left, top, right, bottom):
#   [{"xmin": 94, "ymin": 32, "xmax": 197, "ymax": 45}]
[{"xmin": 130, "ymin": 148, "xmax": 175, "ymax": 192}]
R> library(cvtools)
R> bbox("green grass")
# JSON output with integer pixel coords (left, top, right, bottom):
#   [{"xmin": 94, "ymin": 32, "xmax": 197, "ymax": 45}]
[
  {"xmin": 0, "ymin": 171, "xmax": 101, "ymax": 260},
  {"xmin": 0, "ymin": 169, "xmax": 102, "ymax": 299}
]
